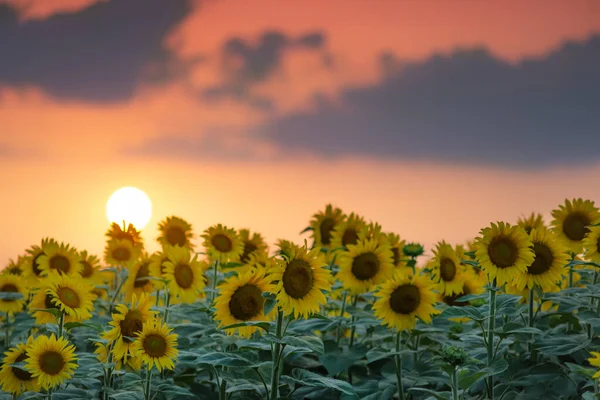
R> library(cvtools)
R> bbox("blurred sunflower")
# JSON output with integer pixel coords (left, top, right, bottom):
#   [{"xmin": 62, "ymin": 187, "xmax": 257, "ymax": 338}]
[
  {"xmin": 236, "ymin": 229, "xmax": 267, "ymax": 264},
  {"xmin": 373, "ymin": 273, "xmax": 439, "ymax": 332},
  {"xmin": 337, "ymin": 239, "xmax": 394, "ymax": 294},
  {"xmin": 431, "ymin": 242, "xmax": 466, "ymax": 295},
  {"xmin": 330, "ymin": 213, "xmax": 367, "ymax": 249},
  {"xmin": 94, "ymin": 341, "xmax": 142, "ymax": 371},
  {"xmin": 588, "ymin": 352, "xmax": 600, "ymax": 379},
  {"xmin": 214, "ymin": 270, "xmax": 275, "ymax": 337},
  {"xmin": 385, "ymin": 233, "xmax": 407, "ymax": 268},
  {"xmin": 443, "ymin": 272, "xmax": 485, "ymax": 307},
  {"xmin": 2, "ymin": 256, "xmax": 26, "ymax": 276},
  {"xmin": 123, "ymin": 257, "xmax": 155, "ymax": 302},
  {"xmin": 275, "ymin": 239, "xmax": 298, "ymax": 258},
  {"xmin": 45, "ymin": 274, "xmax": 95, "ymax": 321},
  {"xmin": 202, "ymin": 224, "xmax": 243, "ymax": 262},
  {"xmin": 270, "ymin": 246, "xmax": 332, "ymax": 318},
  {"xmin": 105, "ymin": 222, "xmax": 144, "ymax": 250},
  {"xmin": 551, "ymin": 198, "xmax": 600, "ymax": 254},
  {"xmin": 0, "ymin": 274, "xmax": 28, "ymax": 315},
  {"xmin": 583, "ymin": 225, "xmax": 600, "ymax": 263},
  {"xmin": 23, "ymin": 238, "xmax": 57, "ymax": 281},
  {"xmin": 148, "ymin": 251, "xmax": 169, "ymax": 288},
  {"xmin": 517, "ymin": 212, "xmax": 546, "ymax": 235},
  {"xmin": 157, "ymin": 216, "xmax": 194, "ymax": 250},
  {"xmin": 234, "ymin": 251, "xmax": 275, "ymax": 276},
  {"xmin": 0, "ymin": 337, "xmax": 40, "ymax": 394},
  {"xmin": 30, "ymin": 285, "xmax": 67, "ymax": 325},
  {"xmin": 130, "ymin": 319, "xmax": 178, "ymax": 372},
  {"xmin": 310, "ymin": 204, "xmax": 345, "ymax": 248},
  {"xmin": 163, "ymin": 246, "xmax": 206, "ymax": 303},
  {"xmin": 78, "ymin": 250, "xmax": 103, "ymax": 285},
  {"xmin": 475, "ymin": 222, "xmax": 534, "ymax": 285},
  {"xmin": 36, "ymin": 241, "xmax": 81, "ymax": 277},
  {"xmin": 105, "ymin": 239, "xmax": 140, "ymax": 267},
  {"xmin": 25, "ymin": 334, "xmax": 77, "ymax": 390}
]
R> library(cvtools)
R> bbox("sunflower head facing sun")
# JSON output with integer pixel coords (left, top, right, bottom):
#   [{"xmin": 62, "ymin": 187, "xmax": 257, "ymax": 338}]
[
  {"xmin": 309, "ymin": 204, "xmax": 346, "ymax": 249},
  {"xmin": 336, "ymin": 239, "xmax": 394, "ymax": 294},
  {"xmin": 0, "ymin": 337, "xmax": 40, "ymax": 395},
  {"xmin": 106, "ymin": 222, "xmax": 144, "ymax": 250},
  {"xmin": 130, "ymin": 319, "xmax": 179, "ymax": 372},
  {"xmin": 157, "ymin": 216, "xmax": 195, "ymax": 250},
  {"xmin": 202, "ymin": 224, "xmax": 244, "ymax": 263},
  {"xmin": 25, "ymin": 334, "xmax": 78, "ymax": 390},
  {"xmin": 551, "ymin": 198, "xmax": 600, "ymax": 254},
  {"xmin": 163, "ymin": 245, "xmax": 207, "ymax": 303},
  {"xmin": 36, "ymin": 241, "xmax": 82, "ymax": 277},
  {"xmin": 105, "ymin": 238, "xmax": 141, "ymax": 267}
]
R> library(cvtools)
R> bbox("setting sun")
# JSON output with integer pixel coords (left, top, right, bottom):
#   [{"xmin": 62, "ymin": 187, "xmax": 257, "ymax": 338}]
[{"xmin": 106, "ymin": 187, "xmax": 152, "ymax": 230}]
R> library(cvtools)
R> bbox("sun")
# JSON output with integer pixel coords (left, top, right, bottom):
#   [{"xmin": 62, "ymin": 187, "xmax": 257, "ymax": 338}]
[{"xmin": 106, "ymin": 187, "xmax": 152, "ymax": 230}]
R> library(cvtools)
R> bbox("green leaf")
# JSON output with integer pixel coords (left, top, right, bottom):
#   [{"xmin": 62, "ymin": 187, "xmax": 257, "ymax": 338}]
[
  {"xmin": 196, "ymin": 351, "xmax": 259, "ymax": 367},
  {"xmin": 291, "ymin": 369, "xmax": 358, "ymax": 397},
  {"xmin": 263, "ymin": 292, "xmax": 277, "ymax": 316},
  {"xmin": 64, "ymin": 321, "xmax": 104, "ymax": 332},
  {"xmin": 0, "ymin": 292, "xmax": 24, "ymax": 301},
  {"xmin": 366, "ymin": 348, "xmax": 414, "ymax": 364},
  {"xmin": 220, "ymin": 321, "xmax": 271, "ymax": 333},
  {"xmin": 156, "ymin": 383, "xmax": 196, "ymax": 398},
  {"xmin": 536, "ymin": 334, "xmax": 591, "ymax": 356},
  {"xmin": 408, "ymin": 388, "xmax": 451, "ymax": 400},
  {"xmin": 459, "ymin": 358, "xmax": 508, "ymax": 390},
  {"xmin": 265, "ymin": 334, "xmax": 324, "ymax": 354},
  {"xmin": 565, "ymin": 362, "xmax": 598, "ymax": 379}
]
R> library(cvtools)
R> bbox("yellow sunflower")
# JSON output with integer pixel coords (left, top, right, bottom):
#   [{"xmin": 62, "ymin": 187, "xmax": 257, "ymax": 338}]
[
  {"xmin": 130, "ymin": 319, "xmax": 178, "ymax": 372},
  {"xmin": 201, "ymin": 224, "xmax": 243, "ymax": 262},
  {"xmin": 105, "ymin": 238, "xmax": 141, "ymax": 267},
  {"xmin": 0, "ymin": 274, "xmax": 28, "ymax": 315},
  {"xmin": 78, "ymin": 250, "xmax": 104, "ymax": 285},
  {"xmin": 336, "ymin": 239, "xmax": 394, "ymax": 294},
  {"xmin": 214, "ymin": 270, "xmax": 275, "ymax": 337},
  {"xmin": 106, "ymin": 222, "xmax": 144, "ymax": 250},
  {"xmin": 23, "ymin": 238, "xmax": 57, "ymax": 281},
  {"xmin": 517, "ymin": 212, "xmax": 546, "ymax": 235},
  {"xmin": 123, "ymin": 256, "xmax": 156, "ymax": 302},
  {"xmin": 310, "ymin": 204, "xmax": 345, "ymax": 248},
  {"xmin": 384, "ymin": 233, "xmax": 407, "ymax": 268},
  {"xmin": 36, "ymin": 242, "xmax": 82, "ymax": 277},
  {"xmin": 25, "ymin": 334, "xmax": 77, "ymax": 390},
  {"xmin": 430, "ymin": 242, "xmax": 466, "ymax": 296},
  {"xmin": 373, "ymin": 273, "xmax": 439, "ymax": 332},
  {"xmin": 236, "ymin": 229, "xmax": 268, "ymax": 264},
  {"xmin": 329, "ymin": 213, "xmax": 368, "ymax": 249},
  {"xmin": 589, "ymin": 352, "xmax": 600, "ymax": 379},
  {"xmin": 475, "ymin": 222, "xmax": 534, "ymax": 285},
  {"xmin": 2, "ymin": 256, "xmax": 26, "ymax": 276},
  {"xmin": 148, "ymin": 251, "xmax": 169, "ymax": 288},
  {"xmin": 157, "ymin": 216, "xmax": 195, "ymax": 250},
  {"xmin": 443, "ymin": 272, "xmax": 485, "ymax": 307},
  {"xmin": 551, "ymin": 198, "xmax": 600, "ymax": 254},
  {"xmin": 269, "ymin": 246, "xmax": 332, "ymax": 318},
  {"xmin": 163, "ymin": 246, "xmax": 206, "ymax": 303},
  {"xmin": 233, "ymin": 251, "xmax": 275, "ymax": 276},
  {"xmin": 103, "ymin": 293, "xmax": 156, "ymax": 361},
  {"xmin": 275, "ymin": 239, "xmax": 298, "ymax": 258},
  {"xmin": 0, "ymin": 336, "xmax": 40, "ymax": 394},
  {"xmin": 583, "ymin": 225, "xmax": 600, "ymax": 263},
  {"xmin": 94, "ymin": 341, "xmax": 142, "ymax": 371},
  {"xmin": 45, "ymin": 274, "xmax": 95, "ymax": 321}
]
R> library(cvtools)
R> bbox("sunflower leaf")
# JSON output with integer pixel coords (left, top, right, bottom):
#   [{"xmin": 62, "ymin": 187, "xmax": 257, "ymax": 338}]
[
  {"xmin": 220, "ymin": 321, "xmax": 272, "ymax": 333},
  {"xmin": 64, "ymin": 321, "xmax": 104, "ymax": 332},
  {"xmin": 290, "ymin": 369, "xmax": 358, "ymax": 397}
]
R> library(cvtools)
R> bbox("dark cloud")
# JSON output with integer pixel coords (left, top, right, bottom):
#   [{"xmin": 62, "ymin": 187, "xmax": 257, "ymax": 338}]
[
  {"xmin": 0, "ymin": 0, "xmax": 191, "ymax": 102},
  {"xmin": 253, "ymin": 35, "xmax": 600, "ymax": 167}
]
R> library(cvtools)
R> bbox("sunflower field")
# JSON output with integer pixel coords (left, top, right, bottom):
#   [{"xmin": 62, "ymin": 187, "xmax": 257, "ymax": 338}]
[{"xmin": 2, "ymin": 199, "xmax": 600, "ymax": 400}]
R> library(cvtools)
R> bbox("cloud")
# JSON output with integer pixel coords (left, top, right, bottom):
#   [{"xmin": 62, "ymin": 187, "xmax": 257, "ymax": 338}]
[
  {"xmin": 0, "ymin": 0, "xmax": 192, "ymax": 102},
  {"xmin": 251, "ymin": 35, "xmax": 600, "ymax": 167}
]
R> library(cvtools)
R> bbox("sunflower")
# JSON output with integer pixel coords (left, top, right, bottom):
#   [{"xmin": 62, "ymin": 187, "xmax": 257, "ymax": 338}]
[
  {"xmin": 163, "ymin": 246, "xmax": 206, "ymax": 303},
  {"xmin": 337, "ymin": 239, "xmax": 394, "ymax": 294},
  {"xmin": 148, "ymin": 251, "xmax": 169, "ymax": 288},
  {"xmin": 105, "ymin": 238, "xmax": 141, "ymax": 267},
  {"xmin": 45, "ymin": 274, "xmax": 95, "ymax": 321},
  {"xmin": 583, "ymin": 226, "xmax": 600, "ymax": 263},
  {"xmin": 517, "ymin": 212, "xmax": 546, "ymax": 235},
  {"xmin": 157, "ymin": 216, "xmax": 195, "ymax": 250},
  {"xmin": 269, "ymin": 246, "xmax": 332, "ymax": 318},
  {"xmin": 25, "ymin": 334, "xmax": 77, "ymax": 390},
  {"xmin": 233, "ymin": 251, "xmax": 275, "ymax": 276},
  {"xmin": 0, "ymin": 336, "xmax": 40, "ymax": 394},
  {"xmin": 123, "ymin": 256, "xmax": 156, "ymax": 302},
  {"xmin": 443, "ymin": 272, "xmax": 485, "ymax": 307},
  {"xmin": 23, "ymin": 238, "xmax": 57, "ymax": 281},
  {"xmin": 0, "ymin": 274, "xmax": 28, "ymax": 315},
  {"xmin": 236, "ymin": 229, "xmax": 268, "ymax": 264},
  {"xmin": 2, "ymin": 256, "xmax": 26, "ymax": 276},
  {"xmin": 214, "ymin": 270, "xmax": 275, "ymax": 337},
  {"xmin": 78, "ymin": 250, "xmax": 103, "ymax": 285},
  {"xmin": 475, "ymin": 222, "xmax": 534, "ymax": 285},
  {"xmin": 589, "ymin": 352, "xmax": 600, "ymax": 379},
  {"xmin": 201, "ymin": 224, "xmax": 243, "ymax": 262},
  {"xmin": 310, "ymin": 204, "xmax": 346, "ymax": 248},
  {"xmin": 551, "ymin": 198, "xmax": 600, "ymax": 254},
  {"xmin": 275, "ymin": 239, "xmax": 298, "ymax": 258},
  {"xmin": 106, "ymin": 222, "xmax": 144, "ymax": 250},
  {"xmin": 103, "ymin": 293, "xmax": 156, "ymax": 361},
  {"xmin": 329, "ymin": 213, "xmax": 368, "ymax": 249},
  {"xmin": 29, "ymin": 284, "xmax": 68, "ymax": 325},
  {"xmin": 94, "ymin": 341, "xmax": 142, "ymax": 371},
  {"xmin": 373, "ymin": 273, "xmax": 439, "ymax": 332},
  {"xmin": 35, "ymin": 241, "xmax": 81, "ymax": 277},
  {"xmin": 130, "ymin": 319, "xmax": 178, "ymax": 372},
  {"xmin": 431, "ymin": 242, "xmax": 466, "ymax": 296},
  {"xmin": 384, "ymin": 233, "xmax": 407, "ymax": 268}
]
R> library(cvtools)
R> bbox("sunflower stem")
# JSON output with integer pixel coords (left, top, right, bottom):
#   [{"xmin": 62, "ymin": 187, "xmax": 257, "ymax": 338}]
[
  {"xmin": 486, "ymin": 278, "xmax": 497, "ymax": 400},
  {"xmin": 527, "ymin": 288, "xmax": 536, "ymax": 362},
  {"xmin": 109, "ymin": 274, "xmax": 126, "ymax": 313},
  {"xmin": 451, "ymin": 365, "xmax": 459, "ymax": 400},
  {"xmin": 57, "ymin": 312, "xmax": 65, "ymax": 338},
  {"xmin": 394, "ymin": 331, "xmax": 405, "ymax": 400},
  {"xmin": 336, "ymin": 291, "xmax": 348, "ymax": 347},
  {"xmin": 348, "ymin": 295, "xmax": 359, "ymax": 349},
  {"xmin": 210, "ymin": 259, "xmax": 220, "ymax": 305},
  {"xmin": 144, "ymin": 367, "xmax": 153, "ymax": 400},
  {"xmin": 47, "ymin": 388, "xmax": 53, "ymax": 400},
  {"xmin": 270, "ymin": 310, "xmax": 284, "ymax": 400},
  {"xmin": 219, "ymin": 379, "xmax": 227, "ymax": 400},
  {"xmin": 163, "ymin": 291, "xmax": 171, "ymax": 324},
  {"xmin": 4, "ymin": 312, "xmax": 9, "ymax": 347}
]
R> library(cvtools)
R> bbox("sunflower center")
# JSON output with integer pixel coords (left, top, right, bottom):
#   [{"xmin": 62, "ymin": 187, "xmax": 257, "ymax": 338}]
[
  {"xmin": 389, "ymin": 284, "xmax": 421, "ymax": 314},
  {"xmin": 0, "ymin": 284, "xmax": 18, "ymax": 302},
  {"xmin": 563, "ymin": 212, "xmax": 591, "ymax": 241},
  {"xmin": 143, "ymin": 334, "xmax": 168, "ymax": 357},
  {"xmin": 12, "ymin": 353, "xmax": 33, "ymax": 381},
  {"xmin": 112, "ymin": 247, "xmax": 132, "ymax": 263},
  {"xmin": 134, "ymin": 262, "xmax": 151, "ymax": 288},
  {"xmin": 351, "ymin": 252, "xmax": 380, "ymax": 281},
  {"xmin": 212, "ymin": 234, "xmax": 233, "ymax": 253},
  {"xmin": 320, "ymin": 217, "xmax": 335, "ymax": 246},
  {"xmin": 528, "ymin": 242, "xmax": 554, "ymax": 275},
  {"xmin": 174, "ymin": 263, "xmax": 194, "ymax": 289},
  {"xmin": 49, "ymin": 255, "xmax": 70, "ymax": 274},
  {"xmin": 44, "ymin": 294, "xmax": 60, "ymax": 310},
  {"xmin": 166, "ymin": 226, "xmax": 187, "ymax": 247},
  {"xmin": 282, "ymin": 259, "xmax": 314, "ymax": 299},
  {"xmin": 440, "ymin": 258, "xmax": 457, "ymax": 281},
  {"xmin": 57, "ymin": 287, "xmax": 81, "ymax": 308},
  {"xmin": 32, "ymin": 253, "xmax": 43, "ymax": 276},
  {"xmin": 120, "ymin": 310, "xmax": 144, "ymax": 342},
  {"xmin": 229, "ymin": 284, "xmax": 264, "ymax": 321},
  {"xmin": 487, "ymin": 237, "xmax": 518, "ymax": 269},
  {"xmin": 342, "ymin": 228, "xmax": 359, "ymax": 247},
  {"xmin": 39, "ymin": 351, "xmax": 64, "ymax": 375},
  {"xmin": 80, "ymin": 261, "xmax": 93, "ymax": 278},
  {"xmin": 392, "ymin": 247, "xmax": 401, "ymax": 266},
  {"xmin": 240, "ymin": 241, "xmax": 258, "ymax": 264}
]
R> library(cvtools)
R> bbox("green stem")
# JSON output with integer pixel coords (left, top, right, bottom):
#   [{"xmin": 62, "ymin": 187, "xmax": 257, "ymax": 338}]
[
  {"xmin": 528, "ymin": 288, "xmax": 537, "ymax": 362},
  {"xmin": 210, "ymin": 259, "xmax": 220, "ymax": 305},
  {"xmin": 155, "ymin": 289, "xmax": 161, "ymax": 307},
  {"xmin": 348, "ymin": 295, "xmax": 359, "ymax": 349},
  {"xmin": 163, "ymin": 291, "xmax": 171, "ymax": 324},
  {"xmin": 219, "ymin": 379, "xmax": 227, "ymax": 400},
  {"xmin": 4, "ymin": 312, "xmax": 9, "ymax": 347},
  {"xmin": 452, "ymin": 366, "xmax": 459, "ymax": 400},
  {"xmin": 487, "ymin": 278, "xmax": 497, "ymax": 400},
  {"xmin": 144, "ymin": 368, "xmax": 153, "ymax": 400},
  {"xmin": 568, "ymin": 266, "xmax": 574, "ymax": 288},
  {"xmin": 47, "ymin": 388, "xmax": 53, "ymax": 400},
  {"xmin": 394, "ymin": 331, "xmax": 405, "ymax": 400},
  {"xmin": 109, "ymin": 272, "xmax": 126, "ymax": 313},
  {"xmin": 57, "ymin": 312, "xmax": 65, "ymax": 338},
  {"xmin": 336, "ymin": 291, "xmax": 348, "ymax": 346},
  {"xmin": 254, "ymin": 368, "xmax": 270, "ymax": 400},
  {"xmin": 270, "ymin": 310, "xmax": 284, "ymax": 400}
]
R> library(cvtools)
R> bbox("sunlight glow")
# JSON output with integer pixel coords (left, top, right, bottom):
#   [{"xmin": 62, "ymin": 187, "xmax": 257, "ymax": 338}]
[{"xmin": 106, "ymin": 187, "xmax": 152, "ymax": 230}]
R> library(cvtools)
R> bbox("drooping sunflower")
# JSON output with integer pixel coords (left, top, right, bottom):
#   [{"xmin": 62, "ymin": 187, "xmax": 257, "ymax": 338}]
[
  {"xmin": 337, "ymin": 239, "xmax": 394, "ymax": 294},
  {"xmin": 130, "ymin": 319, "xmax": 178, "ymax": 372},
  {"xmin": 105, "ymin": 238, "xmax": 141, "ymax": 267},
  {"xmin": 373, "ymin": 273, "xmax": 439, "ymax": 332},
  {"xmin": 45, "ymin": 274, "xmax": 95, "ymax": 321},
  {"xmin": 2, "ymin": 256, "xmax": 26, "ymax": 276},
  {"xmin": 201, "ymin": 224, "xmax": 243, "ymax": 262},
  {"xmin": 329, "ymin": 213, "xmax": 368, "ymax": 249},
  {"xmin": 430, "ymin": 242, "xmax": 466, "ymax": 296},
  {"xmin": 0, "ymin": 274, "xmax": 28, "ymax": 315},
  {"xmin": 23, "ymin": 238, "xmax": 57, "ymax": 281},
  {"xmin": 105, "ymin": 222, "xmax": 144, "ymax": 250},
  {"xmin": 475, "ymin": 222, "xmax": 534, "ymax": 285},
  {"xmin": 163, "ymin": 246, "xmax": 206, "ymax": 303},
  {"xmin": 123, "ymin": 256, "xmax": 155, "ymax": 302},
  {"xmin": 36, "ymin": 241, "xmax": 82, "ymax": 277},
  {"xmin": 517, "ymin": 212, "xmax": 546, "ymax": 235},
  {"xmin": 309, "ymin": 204, "xmax": 345, "ymax": 248},
  {"xmin": 551, "ymin": 198, "xmax": 600, "ymax": 254},
  {"xmin": 25, "ymin": 334, "xmax": 78, "ymax": 390},
  {"xmin": 78, "ymin": 250, "xmax": 104, "ymax": 285},
  {"xmin": 513, "ymin": 228, "xmax": 569, "ymax": 292},
  {"xmin": 103, "ymin": 293, "xmax": 156, "ymax": 361},
  {"xmin": 214, "ymin": 270, "xmax": 275, "ymax": 337},
  {"xmin": 236, "ymin": 229, "xmax": 268, "ymax": 264},
  {"xmin": 0, "ymin": 337, "xmax": 40, "ymax": 394},
  {"xmin": 157, "ymin": 216, "xmax": 195, "ymax": 250},
  {"xmin": 269, "ymin": 246, "xmax": 332, "ymax": 318},
  {"xmin": 583, "ymin": 225, "xmax": 600, "ymax": 263}
]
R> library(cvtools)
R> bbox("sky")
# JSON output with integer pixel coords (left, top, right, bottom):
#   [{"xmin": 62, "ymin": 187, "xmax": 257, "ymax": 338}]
[{"xmin": 1, "ymin": 0, "xmax": 600, "ymax": 264}]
